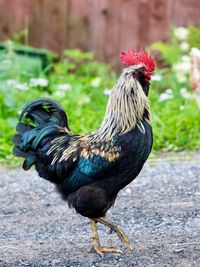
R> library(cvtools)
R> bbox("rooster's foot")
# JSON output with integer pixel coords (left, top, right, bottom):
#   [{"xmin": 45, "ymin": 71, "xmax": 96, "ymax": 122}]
[
  {"xmin": 90, "ymin": 242, "xmax": 122, "ymax": 257},
  {"xmin": 95, "ymin": 217, "xmax": 132, "ymax": 251},
  {"xmin": 90, "ymin": 219, "xmax": 122, "ymax": 257}
]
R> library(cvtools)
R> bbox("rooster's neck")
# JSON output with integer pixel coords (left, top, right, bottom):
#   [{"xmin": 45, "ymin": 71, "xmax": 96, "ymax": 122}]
[{"xmin": 94, "ymin": 73, "xmax": 150, "ymax": 141}]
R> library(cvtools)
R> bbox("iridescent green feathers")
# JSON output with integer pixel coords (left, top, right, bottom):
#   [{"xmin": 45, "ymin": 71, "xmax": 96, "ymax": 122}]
[
  {"xmin": 19, "ymin": 97, "xmax": 69, "ymax": 128},
  {"xmin": 13, "ymin": 98, "xmax": 70, "ymax": 170},
  {"xmin": 13, "ymin": 98, "xmax": 122, "ymax": 189},
  {"xmin": 47, "ymin": 134, "xmax": 122, "ymax": 177}
]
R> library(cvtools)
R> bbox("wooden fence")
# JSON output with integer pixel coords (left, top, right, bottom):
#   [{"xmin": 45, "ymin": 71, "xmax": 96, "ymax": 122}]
[{"xmin": 0, "ymin": 0, "xmax": 200, "ymax": 66}]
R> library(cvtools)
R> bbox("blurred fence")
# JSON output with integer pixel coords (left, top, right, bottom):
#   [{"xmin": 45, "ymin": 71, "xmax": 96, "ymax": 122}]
[{"xmin": 0, "ymin": 0, "xmax": 200, "ymax": 66}]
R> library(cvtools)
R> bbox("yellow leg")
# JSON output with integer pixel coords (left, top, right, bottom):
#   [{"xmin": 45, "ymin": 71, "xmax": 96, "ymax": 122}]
[
  {"xmin": 90, "ymin": 219, "xmax": 123, "ymax": 257},
  {"xmin": 94, "ymin": 217, "xmax": 132, "ymax": 251}
]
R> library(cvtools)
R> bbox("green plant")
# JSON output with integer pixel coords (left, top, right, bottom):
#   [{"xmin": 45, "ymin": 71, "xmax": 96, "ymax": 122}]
[
  {"xmin": 0, "ymin": 40, "xmax": 199, "ymax": 166},
  {"xmin": 150, "ymin": 87, "xmax": 200, "ymax": 151},
  {"xmin": 0, "ymin": 49, "xmax": 116, "ymax": 165},
  {"xmin": 150, "ymin": 25, "xmax": 200, "ymax": 151},
  {"xmin": 151, "ymin": 42, "xmax": 181, "ymax": 65},
  {"xmin": 188, "ymin": 25, "xmax": 200, "ymax": 49}
]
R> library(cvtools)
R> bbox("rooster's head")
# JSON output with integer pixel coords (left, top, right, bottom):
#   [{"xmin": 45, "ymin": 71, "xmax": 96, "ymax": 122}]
[
  {"xmin": 99, "ymin": 48, "xmax": 154, "ymax": 137},
  {"xmin": 120, "ymin": 48, "xmax": 155, "ymax": 95}
]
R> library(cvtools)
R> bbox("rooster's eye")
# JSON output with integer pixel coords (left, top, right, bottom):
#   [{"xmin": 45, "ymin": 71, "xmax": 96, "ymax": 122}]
[
  {"xmin": 133, "ymin": 68, "xmax": 147, "ymax": 85},
  {"xmin": 133, "ymin": 70, "xmax": 139, "ymax": 79},
  {"xmin": 133, "ymin": 67, "xmax": 145, "ymax": 78},
  {"xmin": 133, "ymin": 69, "xmax": 142, "ymax": 80}
]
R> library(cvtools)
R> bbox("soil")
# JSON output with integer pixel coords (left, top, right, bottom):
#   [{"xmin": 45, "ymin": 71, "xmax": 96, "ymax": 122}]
[{"xmin": 0, "ymin": 153, "xmax": 200, "ymax": 267}]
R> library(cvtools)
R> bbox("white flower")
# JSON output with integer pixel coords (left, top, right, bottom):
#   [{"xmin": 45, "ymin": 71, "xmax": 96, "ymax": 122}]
[
  {"xmin": 57, "ymin": 83, "xmax": 72, "ymax": 91},
  {"xmin": 180, "ymin": 42, "xmax": 190, "ymax": 52},
  {"xmin": 173, "ymin": 56, "xmax": 192, "ymax": 83},
  {"xmin": 151, "ymin": 74, "xmax": 162, "ymax": 81},
  {"xmin": 54, "ymin": 91, "xmax": 65, "ymax": 97},
  {"xmin": 103, "ymin": 88, "xmax": 113, "ymax": 96},
  {"xmin": 159, "ymin": 88, "xmax": 174, "ymax": 102},
  {"xmin": 180, "ymin": 87, "xmax": 193, "ymax": 99},
  {"xmin": 181, "ymin": 62, "xmax": 191, "ymax": 72},
  {"xmin": 78, "ymin": 96, "xmax": 91, "ymax": 105},
  {"xmin": 174, "ymin": 27, "xmax": 189, "ymax": 41},
  {"xmin": 177, "ymin": 75, "xmax": 187, "ymax": 83},
  {"xmin": 173, "ymin": 61, "xmax": 191, "ymax": 74},
  {"xmin": 30, "ymin": 78, "xmax": 48, "ymax": 87},
  {"xmin": 181, "ymin": 55, "xmax": 191, "ymax": 64},
  {"xmin": 191, "ymin": 47, "xmax": 200, "ymax": 57},
  {"xmin": 180, "ymin": 105, "xmax": 185, "ymax": 110},
  {"xmin": 90, "ymin": 77, "xmax": 101, "ymax": 88},
  {"xmin": 165, "ymin": 88, "xmax": 173, "ymax": 94},
  {"xmin": 180, "ymin": 88, "xmax": 187, "ymax": 94},
  {"xmin": 7, "ymin": 79, "xmax": 18, "ymax": 86},
  {"xmin": 7, "ymin": 79, "xmax": 28, "ymax": 90},
  {"xmin": 159, "ymin": 93, "xmax": 173, "ymax": 102},
  {"xmin": 15, "ymin": 83, "xmax": 28, "ymax": 91}
]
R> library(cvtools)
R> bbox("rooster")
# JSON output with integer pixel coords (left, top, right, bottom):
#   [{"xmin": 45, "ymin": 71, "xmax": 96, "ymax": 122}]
[{"xmin": 13, "ymin": 48, "xmax": 155, "ymax": 256}]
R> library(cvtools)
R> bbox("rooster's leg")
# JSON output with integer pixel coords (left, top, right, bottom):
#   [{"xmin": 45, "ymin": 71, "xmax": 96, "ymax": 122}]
[
  {"xmin": 90, "ymin": 219, "xmax": 122, "ymax": 257},
  {"xmin": 94, "ymin": 217, "xmax": 132, "ymax": 251}
]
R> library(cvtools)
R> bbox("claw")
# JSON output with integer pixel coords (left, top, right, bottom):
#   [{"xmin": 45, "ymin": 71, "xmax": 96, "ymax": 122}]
[
  {"xmin": 90, "ymin": 244, "xmax": 123, "ymax": 257},
  {"xmin": 90, "ymin": 219, "xmax": 124, "ymax": 257},
  {"xmin": 90, "ymin": 244, "xmax": 104, "ymax": 257},
  {"xmin": 94, "ymin": 218, "xmax": 132, "ymax": 251},
  {"xmin": 90, "ymin": 218, "xmax": 131, "ymax": 257}
]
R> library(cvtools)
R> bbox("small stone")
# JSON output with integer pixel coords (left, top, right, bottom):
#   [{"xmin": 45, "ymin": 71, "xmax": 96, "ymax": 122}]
[
  {"xmin": 125, "ymin": 188, "xmax": 132, "ymax": 195},
  {"xmin": 173, "ymin": 248, "xmax": 185, "ymax": 253}
]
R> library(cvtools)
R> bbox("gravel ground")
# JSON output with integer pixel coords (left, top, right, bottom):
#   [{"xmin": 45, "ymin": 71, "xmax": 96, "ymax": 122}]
[{"xmin": 0, "ymin": 153, "xmax": 200, "ymax": 267}]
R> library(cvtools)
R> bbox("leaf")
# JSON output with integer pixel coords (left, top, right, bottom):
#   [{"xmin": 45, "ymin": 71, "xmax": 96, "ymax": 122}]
[
  {"xmin": 188, "ymin": 25, "xmax": 200, "ymax": 49},
  {"xmin": 64, "ymin": 49, "xmax": 94, "ymax": 62},
  {"xmin": 151, "ymin": 42, "xmax": 181, "ymax": 65}
]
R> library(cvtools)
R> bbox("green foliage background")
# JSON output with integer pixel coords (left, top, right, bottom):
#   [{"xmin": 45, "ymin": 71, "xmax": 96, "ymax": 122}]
[{"xmin": 0, "ymin": 26, "xmax": 200, "ymax": 165}]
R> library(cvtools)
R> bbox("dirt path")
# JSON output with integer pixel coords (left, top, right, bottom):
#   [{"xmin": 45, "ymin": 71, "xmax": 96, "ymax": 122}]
[{"xmin": 1, "ymin": 153, "xmax": 200, "ymax": 267}]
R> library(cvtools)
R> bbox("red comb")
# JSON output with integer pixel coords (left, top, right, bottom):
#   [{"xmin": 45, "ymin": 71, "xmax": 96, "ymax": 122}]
[{"xmin": 120, "ymin": 48, "xmax": 155, "ymax": 72}]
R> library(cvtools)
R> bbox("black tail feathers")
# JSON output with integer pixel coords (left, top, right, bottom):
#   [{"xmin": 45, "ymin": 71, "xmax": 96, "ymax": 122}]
[
  {"xmin": 19, "ymin": 97, "xmax": 69, "ymax": 128},
  {"xmin": 13, "ymin": 98, "xmax": 70, "ymax": 170}
]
